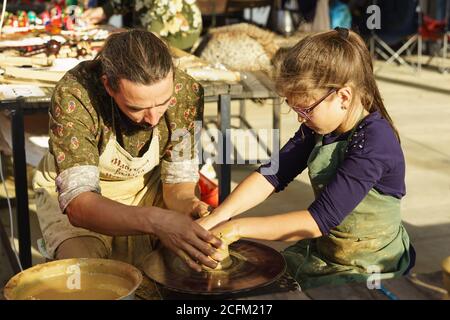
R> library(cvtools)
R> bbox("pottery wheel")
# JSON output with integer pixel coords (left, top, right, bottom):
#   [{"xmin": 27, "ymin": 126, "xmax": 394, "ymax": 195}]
[{"xmin": 142, "ymin": 240, "xmax": 286, "ymax": 295}]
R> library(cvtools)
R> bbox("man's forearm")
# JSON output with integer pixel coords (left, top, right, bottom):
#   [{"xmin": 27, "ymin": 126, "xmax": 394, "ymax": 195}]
[
  {"xmin": 163, "ymin": 182, "xmax": 199, "ymax": 214},
  {"xmin": 65, "ymin": 191, "xmax": 162, "ymax": 236}
]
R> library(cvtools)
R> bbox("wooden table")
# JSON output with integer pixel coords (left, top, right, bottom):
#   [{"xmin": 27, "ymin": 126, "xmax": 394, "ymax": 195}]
[{"xmin": 0, "ymin": 71, "xmax": 281, "ymax": 271}]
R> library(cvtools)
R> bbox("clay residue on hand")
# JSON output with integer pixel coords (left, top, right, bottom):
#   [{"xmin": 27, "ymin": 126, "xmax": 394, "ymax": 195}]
[
  {"xmin": 202, "ymin": 245, "xmax": 232, "ymax": 271},
  {"xmin": 202, "ymin": 227, "xmax": 239, "ymax": 272}
]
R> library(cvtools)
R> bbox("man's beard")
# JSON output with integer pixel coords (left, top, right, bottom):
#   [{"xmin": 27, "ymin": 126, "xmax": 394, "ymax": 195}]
[
  {"xmin": 135, "ymin": 121, "xmax": 154, "ymax": 130},
  {"xmin": 117, "ymin": 107, "xmax": 156, "ymax": 131}
]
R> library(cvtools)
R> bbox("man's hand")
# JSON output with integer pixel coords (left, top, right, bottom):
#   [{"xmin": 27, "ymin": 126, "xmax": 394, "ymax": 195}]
[
  {"xmin": 151, "ymin": 208, "xmax": 222, "ymax": 272},
  {"xmin": 188, "ymin": 200, "xmax": 212, "ymax": 219},
  {"xmin": 81, "ymin": 7, "xmax": 107, "ymax": 25},
  {"xmin": 163, "ymin": 182, "xmax": 210, "ymax": 218}
]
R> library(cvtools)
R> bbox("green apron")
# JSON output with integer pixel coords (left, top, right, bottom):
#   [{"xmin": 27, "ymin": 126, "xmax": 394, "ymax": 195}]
[{"xmin": 282, "ymin": 120, "xmax": 411, "ymax": 290}]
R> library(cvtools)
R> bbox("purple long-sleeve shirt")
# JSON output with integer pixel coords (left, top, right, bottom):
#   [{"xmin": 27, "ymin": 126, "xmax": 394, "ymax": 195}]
[{"xmin": 258, "ymin": 111, "xmax": 406, "ymax": 235}]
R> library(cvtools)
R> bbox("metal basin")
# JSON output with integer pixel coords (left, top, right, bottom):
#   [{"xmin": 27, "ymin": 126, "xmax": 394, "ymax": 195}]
[{"xmin": 4, "ymin": 258, "xmax": 142, "ymax": 300}]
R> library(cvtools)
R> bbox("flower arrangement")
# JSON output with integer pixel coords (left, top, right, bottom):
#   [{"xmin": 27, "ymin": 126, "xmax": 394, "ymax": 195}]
[{"xmin": 136, "ymin": 0, "xmax": 202, "ymax": 49}]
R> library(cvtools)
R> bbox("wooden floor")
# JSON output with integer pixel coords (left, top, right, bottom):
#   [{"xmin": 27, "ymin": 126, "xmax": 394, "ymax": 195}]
[{"xmin": 304, "ymin": 272, "xmax": 448, "ymax": 300}]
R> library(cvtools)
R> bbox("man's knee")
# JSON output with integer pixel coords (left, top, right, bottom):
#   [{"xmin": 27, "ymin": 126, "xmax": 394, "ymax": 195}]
[{"xmin": 55, "ymin": 236, "xmax": 110, "ymax": 260}]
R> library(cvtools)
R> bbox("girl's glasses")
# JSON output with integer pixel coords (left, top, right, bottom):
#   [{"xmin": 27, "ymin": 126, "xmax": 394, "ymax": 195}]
[{"xmin": 287, "ymin": 88, "xmax": 338, "ymax": 121}]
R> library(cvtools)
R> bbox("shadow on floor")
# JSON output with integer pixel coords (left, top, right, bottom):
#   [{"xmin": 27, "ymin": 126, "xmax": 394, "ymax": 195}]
[{"xmin": 375, "ymin": 74, "xmax": 450, "ymax": 96}]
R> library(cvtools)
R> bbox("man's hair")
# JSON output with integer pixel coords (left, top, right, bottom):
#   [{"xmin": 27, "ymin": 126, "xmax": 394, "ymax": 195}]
[{"xmin": 96, "ymin": 29, "xmax": 174, "ymax": 92}]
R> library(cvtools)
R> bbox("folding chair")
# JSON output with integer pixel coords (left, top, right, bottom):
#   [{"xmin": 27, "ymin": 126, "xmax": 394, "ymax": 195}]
[
  {"xmin": 369, "ymin": 0, "xmax": 423, "ymax": 73},
  {"xmin": 419, "ymin": 0, "xmax": 450, "ymax": 73}
]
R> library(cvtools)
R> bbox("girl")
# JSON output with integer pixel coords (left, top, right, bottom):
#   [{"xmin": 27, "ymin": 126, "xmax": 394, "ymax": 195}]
[{"xmin": 198, "ymin": 27, "xmax": 415, "ymax": 290}]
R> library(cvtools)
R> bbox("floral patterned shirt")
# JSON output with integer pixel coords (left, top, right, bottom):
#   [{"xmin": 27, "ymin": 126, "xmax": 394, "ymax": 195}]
[{"xmin": 49, "ymin": 60, "xmax": 203, "ymax": 211}]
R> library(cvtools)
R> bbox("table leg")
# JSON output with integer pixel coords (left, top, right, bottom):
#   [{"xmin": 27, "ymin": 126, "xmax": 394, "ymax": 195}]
[
  {"xmin": 10, "ymin": 100, "xmax": 31, "ymax": 269},
  {"xmin": 218, "ymin": 95, "xmax": 231, "ymax": 204}
]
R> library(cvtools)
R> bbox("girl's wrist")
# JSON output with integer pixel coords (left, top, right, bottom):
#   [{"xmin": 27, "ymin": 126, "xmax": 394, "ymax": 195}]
[
  {"xmin": 212, "ymin": 207, "xmax": 232, "ymax": 222},
  {"xmin": 217, "ymin": 219, "xmax": 241, "ymax": 245},
  {"xmin": 231, "ymin": 219, "xmax": 242, "ymax": 240}
]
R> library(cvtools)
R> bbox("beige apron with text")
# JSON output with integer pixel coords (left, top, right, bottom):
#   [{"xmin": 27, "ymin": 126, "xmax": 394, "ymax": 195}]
[{"xmin": 33, "ymin": 123, "xmax": 163, "ymax": 268}]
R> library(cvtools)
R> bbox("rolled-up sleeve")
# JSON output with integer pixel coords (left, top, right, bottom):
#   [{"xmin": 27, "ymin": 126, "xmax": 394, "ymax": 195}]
[
  {"xmin": 48, "ymin": 73, "xmax": 101, "ymax": 212},
  {"xmin": 161, "ymin": 159, "xmax": 199, "ymax": 184},
  {"xmin": 55, "ymin": 165, "xmax": 101, "ymax": 212},
  {"xmin": 257, "ymin": 124, "xmax": 315, "ymax": 192}
]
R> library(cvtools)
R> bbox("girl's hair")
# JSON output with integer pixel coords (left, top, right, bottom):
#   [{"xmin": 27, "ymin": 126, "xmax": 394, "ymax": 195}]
[
  {"xmin": 95, "ymin": 29, "xmax": 174, "ymax": 92},
  {"xmin": 273, "ymin": 28, "xmax": 400, "ymax": 141}
]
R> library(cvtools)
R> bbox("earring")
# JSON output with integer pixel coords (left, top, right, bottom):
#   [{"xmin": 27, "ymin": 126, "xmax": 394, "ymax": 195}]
[{"xmin": 341, "ymin": 105, "xmax": 347, "ymax": 110}]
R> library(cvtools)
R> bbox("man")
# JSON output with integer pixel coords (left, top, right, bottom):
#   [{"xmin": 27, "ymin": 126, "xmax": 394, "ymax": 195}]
[{"xmin": 33, "ymin": 29, "xmax": 221, "ymax": 271}]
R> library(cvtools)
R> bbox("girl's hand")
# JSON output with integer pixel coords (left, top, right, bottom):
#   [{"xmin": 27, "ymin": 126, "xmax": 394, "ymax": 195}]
[
  {"xmin": 196, "ymin": 209, "xmax": 231, "ymax": 231},
  {"xmin": 209, "ymin": 220, "xmax": 241, "ymax": 261}
]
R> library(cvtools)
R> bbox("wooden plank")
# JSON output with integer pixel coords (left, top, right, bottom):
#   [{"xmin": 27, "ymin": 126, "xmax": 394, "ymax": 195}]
[
  {"xmin": 204, "ymin": 96, "xmax": 219, "ymax": 103},
  {"xmin": 381, "ymin": 278, "xmax": 434, "ymax": 300},
  {"xmin": 0, "ymin": 76, "xmax": 56, "ymax": 88},
  {"xmin": 0, "ymin": 55, "xmax": 50, "ymax": 67},
  {"xmin": 225, "ymin": 82, "xmax": 243, "ymax": 95},
  {"xmin": 210, "ymin": 81, "xmax": 230, "ymax": 96},
  {"xmin": 304, "ymin": 272, "xmax": 447, "ymax": 300},
  {"xmin": 305, "ymin": 282, "xmax": 388, "ymax": 300},
  {"xmin": 200, "ymin": 81, "xmax": 235, "ymax": 97},
  {"xmin": 382, "ymin": 272, "xmax": 447, "ymax": 300},
  {"xmin": 238, "ymin": 290, "xmax": 310, "ymax": 300},
  {"xmin": 201, "ymin": 72, "xmax": 276, "ymax": 99},
  {"xmin": 3, "ymin": 66, "xmax": 65, "ymax": 83},
  {"xmin": 199, "ymin": 81, "xmax": 215, "ymax": 97}
]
